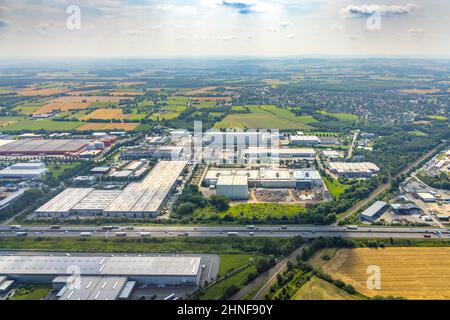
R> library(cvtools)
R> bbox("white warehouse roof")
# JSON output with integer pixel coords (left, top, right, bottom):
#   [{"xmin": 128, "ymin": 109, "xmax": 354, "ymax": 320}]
[{"xmin": 0, "ymin": 255, "xmax": 201, "ymax": 277}]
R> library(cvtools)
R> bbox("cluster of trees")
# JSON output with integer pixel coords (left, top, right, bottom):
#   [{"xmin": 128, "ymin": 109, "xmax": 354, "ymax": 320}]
[
  {"xmin": 173, "ymin": 184, "xmax": 230, "ymax": 216},
  {"xmin": 418, "ymin": 172, "xmax": 450, "ymax": 190},
  {"xmin": 0, "ymin": 189, "xmax": 44, "ymax": 222}
]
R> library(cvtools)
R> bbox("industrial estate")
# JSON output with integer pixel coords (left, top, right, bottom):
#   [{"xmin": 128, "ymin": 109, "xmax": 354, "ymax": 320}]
[{"xmin": 0, "ymin": 1, "xmax": 449, "ymax": 304}]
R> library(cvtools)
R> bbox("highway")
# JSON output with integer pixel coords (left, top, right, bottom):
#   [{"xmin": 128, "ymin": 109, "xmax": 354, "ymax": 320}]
[{"xmin": 0, "ymin": 225, "xmax": 448, "ymax": 239}]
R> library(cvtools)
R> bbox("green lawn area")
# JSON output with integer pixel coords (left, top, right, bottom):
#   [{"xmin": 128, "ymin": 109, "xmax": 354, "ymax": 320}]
[
  {"xmin": 191, "ymin": 100, "xmax": 217, "ymax": 109},
  {"xmin": 323, "ymin": 176, "xmax": 352, "ymax": 199},
  {"xmin": 292, "ymin": 276, "xmax": 358, "ymax": 300},
  {"xmin": 11, "ymin": 284, "xmax": 52, "ymax": 300},
  {"xmin": 319, "ymin": 111, "xmax": 359, "ymax": 122},
  {"xmin": 2, "ymin": 119, "xmax": 82, "ymax": 132},
  {"xmin": 13, "ymin": 98, "xmax": 49, "ymax": 115},
  {"xmin": 195, "ymin": 203, "xmax": 306, "ymax": 221},
  {"xmin": 0, "ymin": 237, "xmax": 286, "ymax": 254},
  {"xmin": 408, "ymin": 130, "xmax": 428, "ymax": 137},
  {"xmin": 199, "ymin": 265, "xmax": 257, "ymax": 300},
  {"xmin": 214, "ymin": 105, "xmax": 316, "ymax": 130},
  {"xmin": 149, "ymin": 98, "xmax": 187, "ymax": 120},
  {"xmin": 231, "ymin": 106, "xmax": 246, "ymax": 112},
  {"xmin": 128, "ymin": 109, "xmax": 149, "ymax": 121},
  {"xmin": 47, "ymin": 162, "xmax": 81, "ymax": 179},
  {"xmin": 218, "ymin": 254, "xmax": 256, "ymax": 277},
  {"xmin": 89, "ymin": 101, "xmax": 118, "ymax": 108}
]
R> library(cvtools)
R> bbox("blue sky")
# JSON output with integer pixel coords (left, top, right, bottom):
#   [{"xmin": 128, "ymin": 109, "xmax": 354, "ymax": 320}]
[{"xmin": 0, "ymin": 0, "xmax": 449, "ymax": 58}]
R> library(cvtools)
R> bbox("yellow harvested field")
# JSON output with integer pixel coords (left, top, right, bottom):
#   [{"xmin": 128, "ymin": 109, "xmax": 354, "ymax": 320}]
[
  {"xmin": 191, "ymin": 97, "xmax": 231, "ymax": 101},
  {"xmin": 17, "ymin": 87, "xmax": 70, "ymax": 96},
  {"xmin": 80, "ymin": 108, "xmax": 129, "ymax": 120},
  {"xmin": 322, "ymin": 247, "xmax": 450, "ymax": 299},
  {"xmin": 400, "ymin": 88, "xmax": 441, "ymax": 94},
  {"xmin": 262, "ymin": 79, "xmax": 289, "ymax": 85},
  {"xmin": 76, "ymin": 122, "xmax": 138, "ymax": 131},
  {"xmin": 34, "ymin": 96, "xmax": 123, "ymax": 114},
  {"xmin": 183, "ymin": 86, "xmax": 218, "ymax": 95},
  {"xmin": 109, "ymin": 91, "xmax": 143, "ymax": 96},
  {"xmin": 0, "ymin": 119, "xmax": 18, "ymax": 127}
]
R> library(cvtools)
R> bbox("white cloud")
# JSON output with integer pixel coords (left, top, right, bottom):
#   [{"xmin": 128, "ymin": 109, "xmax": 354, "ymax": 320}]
[
  {"xmin": 331, "ymin": 24, "xmax": 343, "ymax": 32},
  {"xmin": 36, "ymin": 21, "xmax": 59, "ymax": 34},
  {"xmin": 341, "ymin": 4, "xmax": 416, "ymax": 19},
  {"xmin": 155, "ymin": 4, "xmax": 198, "ymax": 16},
  {"xmin": 409, "ymin": 28, "xmax": 425, "ymax": 37},
  {"xmin": 122, "ymin": 28, "xmax": 145, "ymax": 37},
  {"xmin": 279, "ymin": 21, "xmax": 290, "ymax": 28}
]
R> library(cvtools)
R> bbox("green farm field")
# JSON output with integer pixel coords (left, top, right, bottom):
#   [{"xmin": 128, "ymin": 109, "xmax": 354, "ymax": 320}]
[
  {"xmin": 292, "ymin": 276, "xmax": 358, "ymax": 300},
  {"xmin": 1, "ymin": 119, "xmax": 82, "ymax": 131},
  {"xmin": 319, "ymin": 111, "xmax": 359, "ymax": 122},
  {"xmin": 215, "ymin": 105, "xmax": 315, "ymax": 130}
]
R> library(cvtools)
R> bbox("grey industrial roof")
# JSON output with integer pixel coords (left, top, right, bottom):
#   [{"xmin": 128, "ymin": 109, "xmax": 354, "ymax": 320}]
[
  {"xmin": 72, "ymin": 190, "xmax": 122, "ymax": 211},
  {"xmin": 0, "ymin": 139, "xmax": 92, "ymax": 153},
  {"xmin": 361, "ymin": 201, "xmax": 387, "ymax": 218},
  {"xmin": 0, "ymin": 255, "xmax": 201, "ymax": 277},
  {"xmin": 104, "ymin": 160, "xmax": 187, "ymax": 214},
  {"xmin": 58, "ymin": 276, "xmax": 128, "ymax": 301},
  {"xmin": 35, "ymin": 188, "xmax": 94, "ymax": 214}
]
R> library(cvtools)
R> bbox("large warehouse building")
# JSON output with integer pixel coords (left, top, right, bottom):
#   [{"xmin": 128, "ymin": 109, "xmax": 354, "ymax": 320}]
[
  {"xmin": 0, "ymin": 139, "xmax": 94, "ymax": 156},
  {"xmin": 290, "ymin": 135, "xmax": 320, "ymax": 146},
  {"xmin": 205, "ymin": 167, "xmax": 323, "ymax": 190},
  {"xmin": 216, "ymin": 175, "xmax": 249, "ymax": 200},
  {"xmin": 327, "ymin": 162, "xmax": 380, "ymax": 178},
  {"xmin": 204, "ymin": 131, "xmax": 278, "ymax": 148},
  {"xmin": 0, "ymin": 255, "xmax": 202, "ymax": 286},
  {"xmin": 242, "ymin": 147, "xmax": 316, "ymax": 161},
  {"xmin": 0, "ymin": 161, "xmax": 48, "ymax": 179},
  {"xmin": 0, "ymin": 254, "xmax": 203, "ymax": 300},
  {"xmin": 35, "ymin": 160, "xmax": 187, "ymax": 218},
  {"xmin": 359, "ymin": 201, "xmax": 388, "ymax": 222}
]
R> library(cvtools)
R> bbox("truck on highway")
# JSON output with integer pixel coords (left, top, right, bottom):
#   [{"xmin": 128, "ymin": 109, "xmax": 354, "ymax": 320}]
[
  {"xmin": 102, "ymin": 226, "xmax": 114, "ymax": 231},
  {"xmin": 80, "ymin": 232, "xmax": 92, "ymax": 237},
  {"xmin": 139, "ymin": 232, "xmax": 151, "ymax": 237},
  {"xmin": 9, "ymin": 225, "xmax": 21, "ymax": 230},
  {"xmin": 49, "ymin": 225, "xmax": 61, "ymax": 230},
  {"xmin": 246, "ymin": 225, "xmax": 256, "ymax": 230},
  {"xmin": 16, "ymin": 232, "xmax": 28, "ymax": 237},
  {"xmin": 125, "ymin": 226, "xmax": 134, "ymax": 231},
  {"xmin": 227, "ymin": 232, "xmax": 239, "ymax": 237},
  {"xmin": 347, "ymin": 225, "xmax": 358, "ymax": 230},
  {"xmin": 178, "ymin": 232, "xmax": 189, "ymax": 236},
  {"xmin": 115, "ymin": 232, "xmax": 127, "ymax": 237}
]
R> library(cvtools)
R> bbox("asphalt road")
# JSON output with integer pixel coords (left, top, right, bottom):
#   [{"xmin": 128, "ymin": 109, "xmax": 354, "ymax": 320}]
[{"xmin": 0, "ymin": 225, "xmax": 447, "ymax": 239}]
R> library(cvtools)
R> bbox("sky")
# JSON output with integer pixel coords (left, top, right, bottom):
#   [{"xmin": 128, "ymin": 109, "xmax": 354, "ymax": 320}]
[{"xmin": 0, "ymin": 0, "xmax": 449, "ymax": 58}]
